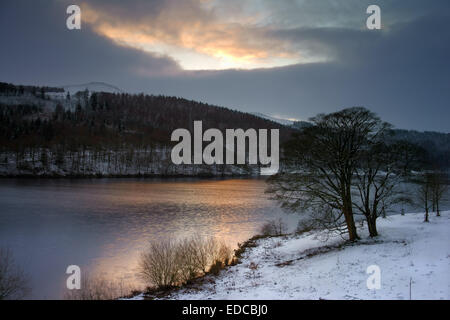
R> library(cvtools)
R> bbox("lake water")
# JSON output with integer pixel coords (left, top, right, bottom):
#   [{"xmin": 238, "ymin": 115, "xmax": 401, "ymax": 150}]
[{"xmin": 0, "ymin": 178, "xmax": 293, "ymax": 299}]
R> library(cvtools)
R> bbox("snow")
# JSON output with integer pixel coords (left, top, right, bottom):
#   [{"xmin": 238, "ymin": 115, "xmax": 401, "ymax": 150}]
[
  {"xmin": 251, "ymin": 112, "xmax": 294, "ymax": 126},
  {"xmin": 119, "ymin": 293, "xmax": 145, "ymax": 301},
  {"xmin": 157, "ymin": 211, "xmax": 449, "ymax": 300}
]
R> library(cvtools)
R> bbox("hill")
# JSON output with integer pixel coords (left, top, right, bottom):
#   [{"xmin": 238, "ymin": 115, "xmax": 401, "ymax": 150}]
[
  {"xmin": 0, "ymin": 82, "xmax": 292, "ymax": 177},
  {"xmin": 0, "ymin": 81, "xmax": 448, "ymax": 176}
]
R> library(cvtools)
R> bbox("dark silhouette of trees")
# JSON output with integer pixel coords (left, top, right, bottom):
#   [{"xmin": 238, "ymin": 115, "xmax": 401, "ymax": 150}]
[
  {"xmin": 430, "ymin": 172, "xmax": 448, "ymax": 217},
  {"xmin": 0, "ymin": 84, "xmax": 293, "ymax": 176},
  {"xmin": 417, "ymin": 173, "xmax": 433, "ymax": 222},
  {"xmin": 268, "ymin": 107, "xmax": 389, "ymax": 241},
  {"xmin": 353, "ymin": 141, "xmax": 419, "ymax": 236},
  {"xmin": 267, "ymin": 107, "xmax": 424, "ymax": 240},
  {"xmin": 0, "ymin": 248, "xmax": 29, "ymax": 300}
]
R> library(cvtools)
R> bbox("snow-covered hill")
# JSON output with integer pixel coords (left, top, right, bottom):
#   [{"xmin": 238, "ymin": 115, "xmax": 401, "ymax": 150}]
[{"xmin": 161, "ymin": 211, "xmax": 450, "ymax": 300}]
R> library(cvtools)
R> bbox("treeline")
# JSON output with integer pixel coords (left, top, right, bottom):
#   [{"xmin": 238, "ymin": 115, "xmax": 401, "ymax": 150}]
[
  {"xmin": 0, "ymin": 82, "xmax": 64, "ymax": 97},
  {"xmin": 389, "ymin": 129, "xmax": 450, "ymax": 169},
  {"xmin": 0, "ymin": 83, "xmax": 292, "ymax": 176},
  {"xmin": 0, "ymin": 91, "xmax": 292, "ymax": 151},
  {"xmin": 269, "ymin": 107, "xmax": 448, "ymax": 242}
]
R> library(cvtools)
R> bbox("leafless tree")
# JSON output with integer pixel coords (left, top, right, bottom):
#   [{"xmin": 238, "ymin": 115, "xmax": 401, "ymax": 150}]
[
  {"xmin": 430, "ymin": 172, "xmax": 448, "ymax": 217},
  {"xmin": 64, "ymin": 274, "xmax": 136, "ymax": 300},
  {"xmin": 139, "ymin": 240, "xmax": 180, "ymax": 289},
  {"xmin": 260, "ymin": 218, "xmax": 287, "ymax": 236},
  {"xmin": 139, "ymin": 236, "xmax": 232, "ymax": 289},
  {"xmin": 0, "ymin": 247, "xmax": 29, "ymax": 300},
  {"xmin": 267, "ymin": 107, "xmax": 390, "ymax": 241},
  {"xmin": 353, "ymin": 141, "xmax": 418, "ymax": 236},
  {"xmin": 417, "ymin": 173, "xmax": 433, "ymax": 222}
]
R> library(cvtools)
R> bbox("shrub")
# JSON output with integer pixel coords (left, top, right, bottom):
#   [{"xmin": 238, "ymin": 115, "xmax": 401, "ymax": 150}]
[
  {"xmin": 0, "ymin": 247, "xmax": 29, "ymax": 300},
  {"xmin": 215, "ymin": 241, "xmax": 233, "ymax": 266},
  {"xmin": 139, "ymin": 240, "xmax": 180, "ymax": 289},
  {"xmin": 209, "ymin": 260, "xmax": 223, "ymax": 276},
  {"xmin": 296, "ymin": 219, "xmax": 315, "ymax": 234},
  {"xmin": 64, "ymin": 274, "xmax": 135, "ymax": 300},
  {"xmin": 260, "ymin": 218, "xmax": 287, "ymax": 236},
  {"xmin": 139, "ymin": 236, "xmax": 232, "ymax": 289}
]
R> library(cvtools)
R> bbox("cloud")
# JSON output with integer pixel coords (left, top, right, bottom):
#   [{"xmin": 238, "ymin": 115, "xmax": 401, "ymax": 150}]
[
  {"xmin": 77, "ymin": 0, "xmax": 450, "ymax": 71},
  {"xmin": 127, "ymin": 13, "xmax": 450, "ymax": 132},
  {"xmin": 79, "ymin": 0, "xmax": 329, "ymax": 70},
  {"xmin": 0, "ymin": 0, "xmax": 448, "ymax": 131},
  {"xmin": 0, "ymin": 0, "xmax": 181, "ymax": 85}
]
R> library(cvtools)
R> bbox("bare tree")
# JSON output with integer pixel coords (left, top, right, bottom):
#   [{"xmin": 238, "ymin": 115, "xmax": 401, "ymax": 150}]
[
  {"xmin": 260, "ymin": 218, "xmax": 287, "ymax": 236},
  {"xmin": 139, "ymin": 236, "xmax": 232, "ymax": 289},
  {"xmin": 64, "ymin": 274, "xmax": 136, "ymax": 300},
  {"xmin": 267, "ymin": 107, "xmax": 390, "ymax": 241},
  {"xmin": 139, "ymin": 240, "xmax": 180, "ymax": 289},
  {"xmin": 0, "ymin": 248, "xmax": 29, "ymax": 300},
  {"xmin": 417, "ymin": 173, "xmax": 433, "ymax": 222},
  {"xmin": 430, "ymin": 172, "xmax": 448, "ymax": 217},
  {"xmin": 353, "ymin": 141, "xmax": 418, "ymax": 236}
]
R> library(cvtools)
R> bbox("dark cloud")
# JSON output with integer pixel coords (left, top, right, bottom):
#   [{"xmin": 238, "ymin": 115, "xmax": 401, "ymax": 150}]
[
  {"xmin": 0, "ymin": 0, "xmax": 181, "ymax": 85},
  {"xmin": 125, "ymin": 13, "xmax": 450, "ymax": 132},
  {"xmin": 0, "ymin": 0, "xmax": 448, "ymax": 132}
]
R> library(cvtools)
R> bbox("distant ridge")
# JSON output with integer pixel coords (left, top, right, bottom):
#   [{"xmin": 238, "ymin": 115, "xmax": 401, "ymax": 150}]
[
  {"xmin": 251, "ymin": 112, "xmax": 294, "ymax": 126},
  {"xmin": 251, "ymin": 112, "xmax": 312, "ymax": 129}
]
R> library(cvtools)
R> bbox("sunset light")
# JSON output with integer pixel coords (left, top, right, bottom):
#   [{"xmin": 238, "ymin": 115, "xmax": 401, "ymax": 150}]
[
  {"xmin": 81, "ymin": 2, "xmax": 314, "ymax": 70},
  {"xmin": 1, "ymin": 0, "xmax": 448, "ymax": 308}
]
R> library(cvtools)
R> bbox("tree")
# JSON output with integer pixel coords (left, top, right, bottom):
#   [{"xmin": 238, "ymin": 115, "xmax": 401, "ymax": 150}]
[
  {"xmin": 353, "ymin": 141, "xmax": 418, "ymax": 236},
  {"xmin": 40, "ymin": 148, "xmax": 48, "ymax": 169},
  {"xmin": 0, "ymin": 248, "xmax": 29, "ymax": 300},
  {"xmin": 417, "ymin": 173, "xmax": 433, "ymax": 222},
  {"xmin": 430, "ymin": 172, "xmax": 448, "ymax": 217},
  {"xmin": 267, "ymin": 107, "xmax": 388, "ymax": 241},
  {"xmin": 89, "ymin": 93, "xmax": 98, "ymax": 111}
]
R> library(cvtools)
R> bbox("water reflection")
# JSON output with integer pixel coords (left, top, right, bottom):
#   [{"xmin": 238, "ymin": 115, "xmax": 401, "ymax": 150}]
[{"xmin": 0, "ymin": 178, "xmax": 291, "ymax": 299}]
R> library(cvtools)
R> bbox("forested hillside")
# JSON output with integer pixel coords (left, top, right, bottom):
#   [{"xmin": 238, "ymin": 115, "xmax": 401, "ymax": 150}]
[
  {"xmin": 1, "ymin": 82, "xmax": 448, "ymax": 177},
  {"xmin": 0, "ymin": 82, "xmax": 291, "ymax": 177},
  {"xmin": 389, "ymin": 129, "xmax": 450, "ymax": 169}
]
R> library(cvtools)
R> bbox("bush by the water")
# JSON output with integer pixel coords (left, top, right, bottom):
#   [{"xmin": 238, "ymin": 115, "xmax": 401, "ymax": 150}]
[
  {"xmin": 139, "ymin": 236, "xmax": 232, "ymax": 289},
  {"xmin": 64, "ymin": 274, "xmax": 137, "ymax": 300},
  {"xmin": 0, "ymin": 247, "xmax": 29, "ymax": 300}
]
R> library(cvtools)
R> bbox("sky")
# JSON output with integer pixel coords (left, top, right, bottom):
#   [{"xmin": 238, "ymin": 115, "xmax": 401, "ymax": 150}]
[{"xmin": 1, "ymin": 0, "xmax": 449, "ymax": 132}]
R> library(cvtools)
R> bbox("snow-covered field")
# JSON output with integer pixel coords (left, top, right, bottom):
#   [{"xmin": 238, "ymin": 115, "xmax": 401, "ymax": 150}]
[{"xmin": 161, "ymin": 211, "xmax": 449, "ymax": 300}]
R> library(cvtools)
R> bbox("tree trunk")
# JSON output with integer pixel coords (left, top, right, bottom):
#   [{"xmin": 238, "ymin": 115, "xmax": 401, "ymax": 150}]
[
  {"xmin": 436, "ymin": 201, "xmax": 440, "ymax": 217},
  {"xmin": 424, "ymin": 208, "xmax": 429, "ymax": 222},
  {"xmin": 343, "ymin": 201, "xmax": 359, "ymax": 241},
  {"xmin": 367, "ymin": 215, "xmax": 378, "ymax": 237}
]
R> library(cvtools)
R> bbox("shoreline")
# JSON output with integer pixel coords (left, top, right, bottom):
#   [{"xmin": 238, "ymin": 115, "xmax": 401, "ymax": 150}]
[
  {"xmin": 130, "ymin": 211, "xmax": 449, "ymax": 300},
  {"xmin": 0, "ymin": 173, "xmax": 262, "ymax": 179},
  {"xmin": 131, "ymin": 234, "xmax": 276, "ymax": 300}
]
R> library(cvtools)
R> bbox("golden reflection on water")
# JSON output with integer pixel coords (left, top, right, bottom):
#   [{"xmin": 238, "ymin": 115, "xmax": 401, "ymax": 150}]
[{"xmin": 81, "ymin": 178, "xmax": 284, "ymax": 291}]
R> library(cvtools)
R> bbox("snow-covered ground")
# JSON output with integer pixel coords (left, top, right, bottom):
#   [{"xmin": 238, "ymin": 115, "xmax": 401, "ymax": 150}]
[
  {"xmin": 161, "ymin": 211, "xmax": 449, "ymax": 300},
  {"xmin": 0, "ymin": 148, "xmax": 259, "ymax": 177}
]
